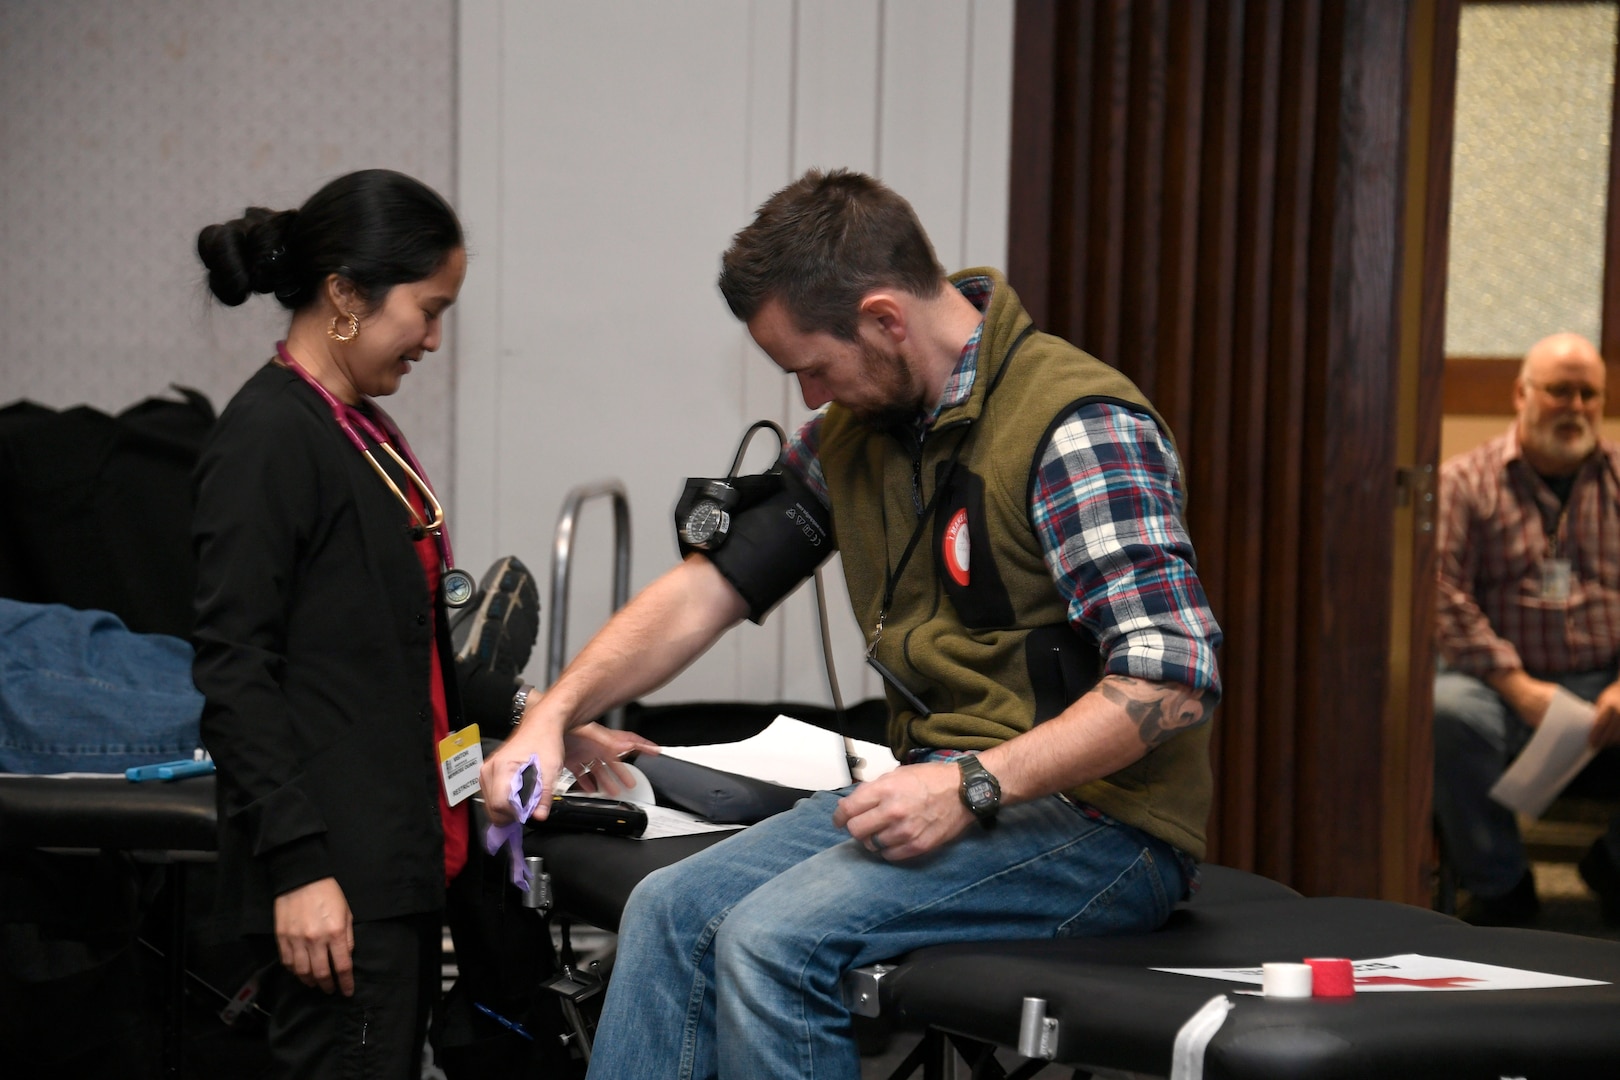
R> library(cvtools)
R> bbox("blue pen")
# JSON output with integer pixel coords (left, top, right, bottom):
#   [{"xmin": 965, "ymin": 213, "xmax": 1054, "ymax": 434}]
[
  {"xmin": 126, "ymin": 758, "xmax": 217, "ymax": 782},
  {"xmin": 474, "ymin": 1002, "xmax": 534, "ymax": 1040}
]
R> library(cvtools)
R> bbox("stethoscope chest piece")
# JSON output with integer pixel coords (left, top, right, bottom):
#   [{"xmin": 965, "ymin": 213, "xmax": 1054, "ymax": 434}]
[{"xmin": 442, "ymin": 567, "xmax": 476, "ymax": 608}]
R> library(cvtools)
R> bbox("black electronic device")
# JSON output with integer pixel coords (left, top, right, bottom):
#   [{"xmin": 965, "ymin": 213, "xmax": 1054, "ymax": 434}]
[
  {"xmin": 956, "ymin": 754, "xmax": 1001, "ymax": 825},
  {"xmin": 543, "ymin": 794, "xmax": 648, "ymax": 837}
]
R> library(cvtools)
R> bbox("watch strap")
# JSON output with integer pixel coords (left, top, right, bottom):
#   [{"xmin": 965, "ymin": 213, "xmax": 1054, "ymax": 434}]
[
  {"xmin": 511, "ymin": 684, "xmax": 533, "ymax": 730},
  {"xmin": 956, "ymin": 754, "xmax": 1001, "ymax": 824}
]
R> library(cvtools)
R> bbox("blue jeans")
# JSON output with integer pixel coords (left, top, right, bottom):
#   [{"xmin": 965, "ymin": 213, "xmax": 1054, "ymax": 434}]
[
  {"xmin": 585, "ymin": 785, "xmax": 1187, "ymax": 1080},
  {"xmin": 0, "ymin": 598, "xmax": 202, "ymax": 773},
  {"xmin": 1433, "ymin": 665, "xmax": 1620, "ymax": 895}
]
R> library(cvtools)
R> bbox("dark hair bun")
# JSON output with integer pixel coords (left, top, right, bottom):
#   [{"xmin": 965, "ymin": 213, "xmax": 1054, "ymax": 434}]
[
  {"xmin": 198, "ymin": 171, "xmax": 461, "ymax": 313},
  {"xmin": 196, "ymin": 207, "xmax": 298, "ymax": 306}
]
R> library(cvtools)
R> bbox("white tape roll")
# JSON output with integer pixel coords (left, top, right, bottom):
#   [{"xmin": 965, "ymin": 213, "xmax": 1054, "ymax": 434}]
[{"xmin": 1261, "ymin": 962, "xmax": 1313, "ymax": 999}]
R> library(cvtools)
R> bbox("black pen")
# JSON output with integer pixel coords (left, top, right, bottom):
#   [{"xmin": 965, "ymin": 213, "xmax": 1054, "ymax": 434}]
[{"xmin": 866, "ymin": 655, "xmax": 933, "ymax": 717}]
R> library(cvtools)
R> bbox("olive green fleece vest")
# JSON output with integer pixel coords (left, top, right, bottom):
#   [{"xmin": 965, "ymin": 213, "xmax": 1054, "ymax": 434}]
[{"xmin": 818, "ymin": 269, "xmax": 1212, "ymax": 858}]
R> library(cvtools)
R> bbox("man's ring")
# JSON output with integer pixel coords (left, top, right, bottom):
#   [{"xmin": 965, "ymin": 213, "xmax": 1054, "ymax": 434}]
[{"xmin": 870, "ymin": 834, "xmax": 885, "ymax": 852}]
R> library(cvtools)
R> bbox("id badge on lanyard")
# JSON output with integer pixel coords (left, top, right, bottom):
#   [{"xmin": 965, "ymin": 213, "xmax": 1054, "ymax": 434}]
[
  {"xmin": 1540, "ymin": 495, "xmax": 1574, "ymax": 604},
  {"xmin": 1540, "ymin": 558, "xmax": 1573, "ymax": 603}
]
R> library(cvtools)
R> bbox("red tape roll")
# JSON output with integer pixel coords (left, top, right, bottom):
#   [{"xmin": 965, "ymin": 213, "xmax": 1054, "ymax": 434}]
[{"xmin": 1305, "ymin": 956, "xmax": 1356, "ymax": 997}]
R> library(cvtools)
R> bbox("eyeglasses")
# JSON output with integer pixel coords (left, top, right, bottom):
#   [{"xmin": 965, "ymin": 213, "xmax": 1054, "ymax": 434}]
[{"xmin": 1527, "ymin": 381, "xmax": 1604, "ymax": 405}]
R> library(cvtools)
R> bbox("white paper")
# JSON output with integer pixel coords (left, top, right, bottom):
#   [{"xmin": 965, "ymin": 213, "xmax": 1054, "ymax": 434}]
[
  {"xmin": 1489, "ymin": 687, "xmax": 1598, "ymax": 817},
  {"xmin": 634, "ymin": 804, "xmax": 746, "ymax": 840},
  {"xmin": 848, "ymin": 736, "xmax": 901, "ymax": 782},
  {"xmin": 1154, "ymin": 953, "xmax": 1606, "ymax": 992},
  {"xmin": 660, "ymin": 715, "xmax": 855, "ymax": 791}
]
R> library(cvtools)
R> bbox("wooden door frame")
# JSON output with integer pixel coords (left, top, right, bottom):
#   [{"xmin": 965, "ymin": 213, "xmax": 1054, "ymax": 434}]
[{"xmin": 1385, "ymin": 0, "xmax": 1457, "ymax": 905}]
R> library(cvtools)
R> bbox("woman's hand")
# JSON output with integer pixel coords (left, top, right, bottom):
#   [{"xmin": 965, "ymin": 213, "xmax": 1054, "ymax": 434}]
[
  {"xmin": 274, "ymin": 877, "xmax": 355, "ymax": 995},
  {"xmin": 479, "ymin": 711, "xmax": 659, "ymax": 825},
  {"xmin": 480, "ymin": 719, "xmax": 565, "ymax": 826}
]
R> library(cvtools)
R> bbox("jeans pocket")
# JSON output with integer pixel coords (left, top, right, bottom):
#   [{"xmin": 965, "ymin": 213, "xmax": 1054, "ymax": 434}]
[{"xmin": 1053, "ymin": 846, "xmax": 1170, "ymax": 938}]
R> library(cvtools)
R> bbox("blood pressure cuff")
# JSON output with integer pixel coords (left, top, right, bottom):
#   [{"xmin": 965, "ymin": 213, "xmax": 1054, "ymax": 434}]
[{"xmin": 699, "ymin": 468, "xmax": 833, "ymax": 623}]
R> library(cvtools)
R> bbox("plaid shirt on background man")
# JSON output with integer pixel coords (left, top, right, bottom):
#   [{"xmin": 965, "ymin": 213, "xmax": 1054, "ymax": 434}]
[{"xmin": 1436, "ymin": 427, "xmax": 1620, "ymax": 676}]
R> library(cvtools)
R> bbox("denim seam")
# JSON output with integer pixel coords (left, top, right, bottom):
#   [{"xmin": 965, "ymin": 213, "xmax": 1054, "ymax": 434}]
[
  {"xmin": 680, "ymin": 905, "xmax": 733, "ymax": 1080},
  {"xmin": 1059, "ymin": 846, "xmax": 1161, "ymax": 936},
  {"xmin": 848, "ymin": 814, "xmax": 1118, "ymax": 939},
  {"xmin": 21, "ymin": 667, "xmax": 136, "ymax": 694}
]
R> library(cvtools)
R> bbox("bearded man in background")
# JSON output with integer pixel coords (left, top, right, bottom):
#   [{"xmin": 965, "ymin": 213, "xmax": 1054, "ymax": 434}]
[{"xmin": 1434, "ymin": 331, "xmax": 1620, "ymax": 927}]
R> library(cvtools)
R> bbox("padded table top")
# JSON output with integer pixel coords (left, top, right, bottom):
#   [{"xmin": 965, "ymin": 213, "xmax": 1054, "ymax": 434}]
[
  {"xmin": 523, "ymin": 828, "xmax": 735, "ymax": 930},
  {"xmin": 882, "ymin": 896, "xmax": 1620, "ymax": 1079},
  {"xmin": 522, "ymin": 824, "xmax": 1620, "ymax": 1079},
  {"xmin": 0, "ymin": 774, "xmax": 217, "ymax": 854}
]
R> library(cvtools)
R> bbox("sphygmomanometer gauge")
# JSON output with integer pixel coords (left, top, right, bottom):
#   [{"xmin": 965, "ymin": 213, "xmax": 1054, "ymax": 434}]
[{"xmin": 678, "ymin": 481, "xmax": 736, "ymax": 550}]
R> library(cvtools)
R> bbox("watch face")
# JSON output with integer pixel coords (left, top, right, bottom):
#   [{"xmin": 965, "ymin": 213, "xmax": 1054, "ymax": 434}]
[
  {"xmin": 680, "ymin": 499, "xmax": 728, "ymax": 548},
  {"xmin": 959, "ymin": 757, "xmax": 1000, "ymax": 819},
  {"xmin": 442, "ymin": 568, "xmax": 476, "ymax": 607}
]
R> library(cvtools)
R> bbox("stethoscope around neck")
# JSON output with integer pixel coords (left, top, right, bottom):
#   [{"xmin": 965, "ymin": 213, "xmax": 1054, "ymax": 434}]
[{"xmin": 276, "ymin": 341, "xmax": 476, "ymax": 608}]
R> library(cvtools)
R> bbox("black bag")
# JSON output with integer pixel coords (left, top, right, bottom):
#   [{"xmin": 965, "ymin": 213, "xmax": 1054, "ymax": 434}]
[
  {"xmin": 0, "ymin": 387, "xmax": 214, "ymax": 638},
  {"xmin": 434, "ymin": 802, "xmax": 587, "ymax": 1078}
]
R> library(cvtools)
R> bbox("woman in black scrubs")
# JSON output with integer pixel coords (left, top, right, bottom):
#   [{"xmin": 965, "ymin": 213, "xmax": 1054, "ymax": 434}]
[{"xmin": 192, "ymin": 169, "xmax": 645, "ymax": 1077}]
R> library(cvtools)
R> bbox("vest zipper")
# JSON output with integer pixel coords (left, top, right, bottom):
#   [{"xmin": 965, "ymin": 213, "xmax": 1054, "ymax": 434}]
[{"xmin": 905, "ymin": 417, "xmax": 973, "ymax": 516}]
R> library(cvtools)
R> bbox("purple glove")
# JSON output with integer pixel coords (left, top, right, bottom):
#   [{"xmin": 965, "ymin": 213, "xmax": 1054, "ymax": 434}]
[{"xmin": 483, "ymin": 754, "xmax": 544, "ymax": 889}]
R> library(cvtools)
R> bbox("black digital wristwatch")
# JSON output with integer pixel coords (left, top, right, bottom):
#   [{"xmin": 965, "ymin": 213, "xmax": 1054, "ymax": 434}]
[{"xmin": 956, "ymin": 755, "xmax": 1001, "ymax": 825}]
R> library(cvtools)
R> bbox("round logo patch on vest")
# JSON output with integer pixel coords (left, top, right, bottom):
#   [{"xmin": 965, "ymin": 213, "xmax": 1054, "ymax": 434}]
[{"xmin": 942, "ymin": 508, "xmax": 971, "ymax": 586}]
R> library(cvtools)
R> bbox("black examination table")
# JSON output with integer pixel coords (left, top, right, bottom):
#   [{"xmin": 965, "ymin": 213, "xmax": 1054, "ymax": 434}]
[
  {"xmin": 7, "ymin": 774, "xmax": 1620, "ymax": 1079},
  {"xmin": 0, "ymin": 774, "xmax": 217, "ymax": 1078},
  {"xmin": 525, "ymin": 828, "xmax": 1620, "ymax": 1080}
]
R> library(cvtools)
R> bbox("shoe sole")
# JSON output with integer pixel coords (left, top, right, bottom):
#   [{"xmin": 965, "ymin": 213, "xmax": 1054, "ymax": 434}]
[{"xmin": 452, "ymin": 556, "xmax": 540, "ymax": 674}]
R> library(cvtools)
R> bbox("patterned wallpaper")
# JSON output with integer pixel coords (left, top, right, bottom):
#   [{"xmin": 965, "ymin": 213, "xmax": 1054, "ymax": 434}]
[
  {"xmin": 0, "ymin": 0, "xmax": 456, "ymax": 484},
  {"xmin": 1446, "ymin": 1, "xmax": 1617, "ymax": 357}
]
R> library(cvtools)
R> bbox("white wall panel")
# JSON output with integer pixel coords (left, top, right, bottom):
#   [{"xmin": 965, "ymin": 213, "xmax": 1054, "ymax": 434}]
[
  {"xmin": 878, "ymin": 0, "xmax": 974, "ymax": 263},
  {"xmin": 963, "ymin": 0, "xmax": 1016, "ymax": 271},
  {"xmin": 457, "ymin": 0, "xmax": 1012, "ymax": 706},
  {"xmin": 0, "ymin": 0, "xmax": 457, "ymax": 488},
  {"xmin": 792, "ymin": 1, "xmax": 884, "ymax": 175}
]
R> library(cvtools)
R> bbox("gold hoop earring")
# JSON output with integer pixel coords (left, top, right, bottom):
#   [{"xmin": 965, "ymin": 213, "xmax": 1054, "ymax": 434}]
[{"xmin": 328, "ymin": 311, "xmax": 361, "ymax": 343}]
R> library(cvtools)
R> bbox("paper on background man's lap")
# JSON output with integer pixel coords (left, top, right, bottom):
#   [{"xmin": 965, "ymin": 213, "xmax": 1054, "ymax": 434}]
[{"xmin": 1490, "ymin": 686, "xmax": 1597, "ymax": 818}]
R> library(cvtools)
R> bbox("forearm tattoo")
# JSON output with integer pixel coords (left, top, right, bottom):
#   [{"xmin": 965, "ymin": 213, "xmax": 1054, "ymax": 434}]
[{"xmin": 1098, "ymin": 675, "xmax": 1214, "ymax": 748}]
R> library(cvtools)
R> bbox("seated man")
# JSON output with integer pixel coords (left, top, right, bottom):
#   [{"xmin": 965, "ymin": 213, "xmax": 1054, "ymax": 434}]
[
  {"xmin": 481, "ymin": 168, "xmax": 1222, "ymax": 1080},
  {"xmin": 1434, "ymin": 331, "xmax": 1620, "ymax": 926}
]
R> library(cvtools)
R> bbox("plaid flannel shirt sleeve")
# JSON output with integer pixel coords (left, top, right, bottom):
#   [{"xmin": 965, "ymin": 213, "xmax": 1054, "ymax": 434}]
[
  {"xmin": 780, "ymin": 411, "xmax": 830, "ymax": 506},
  {"xmin": 1434, "ymin": 453, "xmax": 1524, "ymax": 675},
  {"xmin": 1031, "ymin": 403, "xmax": 1223, "ymax": 699}
]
